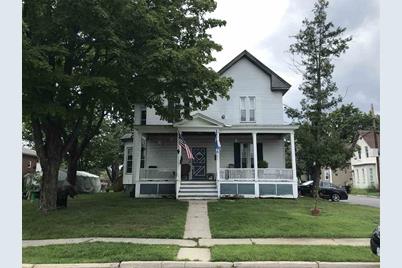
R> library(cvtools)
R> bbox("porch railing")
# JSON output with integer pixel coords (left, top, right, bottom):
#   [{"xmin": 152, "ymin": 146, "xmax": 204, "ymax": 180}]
[
  {"xmin": 139, "ymin": 168, "xmax": 176, "ymax": 181},
  {"xmin": 219, "ymin": 168, "xmax": 293, "ymax": 181}
]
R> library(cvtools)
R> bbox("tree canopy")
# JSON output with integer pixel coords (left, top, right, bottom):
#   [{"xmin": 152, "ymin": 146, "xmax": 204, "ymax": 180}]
[{"xmin": 23, "ymin": 0, "xmax": 232, "ymax": 211}]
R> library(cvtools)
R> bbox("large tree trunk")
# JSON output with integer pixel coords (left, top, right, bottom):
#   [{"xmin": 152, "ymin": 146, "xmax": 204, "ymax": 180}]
[
  {"xmin": 40, "ymin": 159, "xmax": 61, "ymax": 211},
  {"xmin": 31, "ymin": 116, "xmax": 80, "ymax": 212}
]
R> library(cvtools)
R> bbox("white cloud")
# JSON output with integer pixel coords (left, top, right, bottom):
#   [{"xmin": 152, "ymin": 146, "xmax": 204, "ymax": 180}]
[
  {"xmin": 207, "ymin": 0, "xmax": 289, "ymax": 70},
  {"xmin": 207, "ymin": 0, "xmax": 379, "ymax": 114}
]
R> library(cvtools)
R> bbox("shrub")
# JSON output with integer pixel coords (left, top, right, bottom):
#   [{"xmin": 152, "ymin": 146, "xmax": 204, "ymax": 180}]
[{"xmin": 258, "ymin": 160, "xmax": 269, "ymax": 168}]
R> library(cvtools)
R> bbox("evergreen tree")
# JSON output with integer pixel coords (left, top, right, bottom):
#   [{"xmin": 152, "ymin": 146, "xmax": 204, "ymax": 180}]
[{"xmin": 287, "ymin": 0, "xmax": 352, "ymax": 211}]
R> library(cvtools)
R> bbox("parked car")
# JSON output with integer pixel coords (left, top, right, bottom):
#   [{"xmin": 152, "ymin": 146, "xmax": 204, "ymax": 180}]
[
  {"xmin": 370, "ymin": 225, "xmax": 380, "ymax": 256},
  {"xmin": 298, "ymin": 180, "xmax": 348, "ymax": 202}
]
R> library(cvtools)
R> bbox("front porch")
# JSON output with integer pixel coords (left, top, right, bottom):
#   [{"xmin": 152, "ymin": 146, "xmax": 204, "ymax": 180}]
[{"xmin": 122, "ymin": 122, "xmax": 298, "ymax": 199}]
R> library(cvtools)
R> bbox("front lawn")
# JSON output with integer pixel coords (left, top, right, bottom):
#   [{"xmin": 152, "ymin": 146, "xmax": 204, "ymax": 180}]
[
  {"xmin": 211, "ymin": 245, "xmax": 379, "ymax": 262},
  {"xmin": 208, "ymin": 198, "xmax": 379, "ymax": 238},
  {"xmin": 23, "ymin": 242, "xmax": 179, "ymax": 264},
  {"xmin": 23, "ymin": 193, "xmax": 187, "ymax": 239}
]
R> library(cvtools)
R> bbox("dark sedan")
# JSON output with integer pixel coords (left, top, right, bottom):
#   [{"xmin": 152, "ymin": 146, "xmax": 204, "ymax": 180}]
[{"xmin": 298, "ymin": 180, "xmax": 348, "ymax": 202}]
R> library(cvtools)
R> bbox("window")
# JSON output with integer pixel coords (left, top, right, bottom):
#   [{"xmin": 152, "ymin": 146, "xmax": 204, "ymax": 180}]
[
  {"xmin": 141, "ymin": 107, "xmax": 146, "ymax": 125},
  {"xmin": 27, "ymin": 160, "xmax": 32, "ymax": 168},
  {"xmin": 140, "ymin": 147, "xmax": 145, "ymax": 168},
  {"xmin": 240, "ymin": 97, "xmax": 247, "ymax": 122},
  {"xmin": 240, "ymin": 143, "xmax": 248, "ymax": 168},
  {"xmin": 240, "ymin": 96, "xmax": 256, "ymax": 122},
  {"xmin": 362, "ymin": 168, "xmax": 366, "ymax": 184},
  {"xmin": 240, "ymin": 143, "xmax": 255, "ymax": 168},
  {"xmin": 369, "ymin": 168, "xmax": 374, "ymax": 184},
  {"xmin": 249, "ymin": 97, "xmax": 256, "ymax": 122},
  {"xmin": 356, "ymin": 169, "xmax": 360, "ymax": 183},
  {"xmin": 126, "ymin": 147, "xmax": 133, "ymax": 174},
  {"xmin": 365, "ymin": 146, "xmax": 369, "ymax": 158},
  {"xmin": 358, "ymin": 149, "xmax": 361, "ymax": 159}
]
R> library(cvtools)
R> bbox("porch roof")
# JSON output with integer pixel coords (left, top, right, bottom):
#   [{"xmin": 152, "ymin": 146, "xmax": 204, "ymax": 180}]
[{"xmin": 121, "ymin": 124, "xmax": 298, "ymax": 139}]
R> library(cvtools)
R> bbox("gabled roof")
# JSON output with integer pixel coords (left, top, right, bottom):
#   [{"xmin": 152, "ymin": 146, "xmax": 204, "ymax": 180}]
[
  {"xmin": 218, "ymin": 50, "xmax": 291, "ymax": 94},
  {"xmin": 358, "ymin": 130, "xmax": 380, "ymax": 149},
  {"xmin": 174, "ymin": 113, "xmax": 226, "ymax": 128}
]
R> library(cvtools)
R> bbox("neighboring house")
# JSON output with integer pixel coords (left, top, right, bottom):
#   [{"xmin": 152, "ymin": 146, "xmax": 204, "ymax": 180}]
[
  {"xmin": 121, "ymin": 50, "xmax": 298, "ymax": 199},
  {"xmin": 22, "ymin": 147, "xmax": 39, "ymax": 176},
  {"xmin": 321, "ymin": 166, "xmax": 353, "ymax": 187},
  {"xmin": 351, "ymin": 130, "xmax": 380, "ymax": 189}
]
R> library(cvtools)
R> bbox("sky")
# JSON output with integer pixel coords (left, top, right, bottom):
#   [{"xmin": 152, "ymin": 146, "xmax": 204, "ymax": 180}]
[{"xmin": 207, "ymin": 0, "xmax": 380, "ymax": 120}]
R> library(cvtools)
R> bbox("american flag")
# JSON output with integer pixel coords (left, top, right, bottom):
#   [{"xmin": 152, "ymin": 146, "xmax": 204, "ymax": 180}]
[{"xmin": 178, "ymin": 132, "xmax": 194, "ymax": 160}]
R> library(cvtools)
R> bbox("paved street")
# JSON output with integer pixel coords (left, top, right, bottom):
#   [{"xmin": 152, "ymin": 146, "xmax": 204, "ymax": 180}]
[{"xmin": 341, "ymin": 195, "xmax": 380, "ymax": 208}]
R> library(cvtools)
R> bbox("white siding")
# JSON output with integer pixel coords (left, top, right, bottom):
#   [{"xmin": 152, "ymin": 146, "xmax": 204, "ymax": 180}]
[
  {"xmin": 145, "ymin": 134, "xmax": 177, "ymax": 168},
  {"xmin": 135, "ymin": 57, "xmax": 285, "ymax": 126},
  {"xmin": 203, "ymin": 58, "xmax": 284, "ymax": 125}
]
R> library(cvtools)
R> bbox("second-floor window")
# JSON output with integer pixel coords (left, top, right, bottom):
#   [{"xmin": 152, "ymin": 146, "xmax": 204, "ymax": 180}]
[
  {"xmin": 240, "ymin": 96, "xmax": 256, "ymax": 122},
  {"xmin": 141, "ymin": 107, "xmax": 146, "ymax": 125},
  {"xmin": 365, "ymin": 146, "xmax": 369, "ymax": 158},
  {"xmin": 358, "ymin": 149, "xmax": 361, "ymax": 159}
]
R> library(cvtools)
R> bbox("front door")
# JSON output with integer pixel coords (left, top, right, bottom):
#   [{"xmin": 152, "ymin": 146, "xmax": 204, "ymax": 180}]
[{"xmin": 191, "ymin": 147, "xmax": 207, "ymax": 180}]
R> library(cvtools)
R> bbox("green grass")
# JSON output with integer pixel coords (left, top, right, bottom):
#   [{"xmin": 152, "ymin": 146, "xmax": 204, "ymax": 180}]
[
  {"xmin": 351, "ymin": 188, "xmax": 380, "ymax": 197},
  {"xmin": 23, "ymin": 193, "xmax": 187, "ymax": 239},
  {"xmin": 211, "ymin": 245, "xmax": 379, "ymax": 262},
  {"xmin": 208, "ymin": 198, "xmax": 379, "ymax": 238},
  {"xmin": 23, "ymin": 242, "xmax": 179, "ymax": 264}
]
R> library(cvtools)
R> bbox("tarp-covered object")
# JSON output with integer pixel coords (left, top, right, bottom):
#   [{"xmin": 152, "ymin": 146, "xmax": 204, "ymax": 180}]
[{"xmin": 58, "ymin": 170, "xmax": 101, "ymax": 193}]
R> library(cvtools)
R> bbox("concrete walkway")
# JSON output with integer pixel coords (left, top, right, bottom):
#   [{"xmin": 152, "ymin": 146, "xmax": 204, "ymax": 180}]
[
  {"xmin": 198, "ymin": 238, "xmax": 370, "ymax": 247},
  {"xmin": 22, "ymin": 237, "xmax": 370, "ymax": 248},
  {"xmin": 183, "ymin": 200, "xmax": 211, "ymax": 239},
  {"xmin": 22, "ymin": 238, "xmax": 197, "ymax": 248}
]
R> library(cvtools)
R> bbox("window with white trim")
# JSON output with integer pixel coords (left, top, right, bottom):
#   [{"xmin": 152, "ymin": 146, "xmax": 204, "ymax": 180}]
[
  {"xmin": 126, "ymin": 147, "xmax": 133, "ymax": 174},
  {"xmin": 240, "ymin": 97, "xmax": 247, "ymax": 122},
  {"xmin": 240, "ymin": 96, "xmax": 256, "ymax": 122},
  {"xmin": 240, "ymin": 143, "xmax": 255, "ymax": 168}
]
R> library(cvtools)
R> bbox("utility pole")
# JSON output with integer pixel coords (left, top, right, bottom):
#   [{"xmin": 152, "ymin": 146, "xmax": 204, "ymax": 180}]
[{"xmin": 371, "ymin": 104, "xmax": 380, "ymax": 192}]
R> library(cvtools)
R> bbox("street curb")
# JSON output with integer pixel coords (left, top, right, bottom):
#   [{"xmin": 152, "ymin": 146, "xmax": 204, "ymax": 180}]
[{"xmin": 22, "ymin": 261, "xmax": 380, "ymax": 268}]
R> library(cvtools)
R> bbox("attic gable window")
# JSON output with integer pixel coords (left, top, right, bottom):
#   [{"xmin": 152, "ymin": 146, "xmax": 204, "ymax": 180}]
[{"xmin": 240, "ymin": 96, "xmax": 256, "ymax": 122}]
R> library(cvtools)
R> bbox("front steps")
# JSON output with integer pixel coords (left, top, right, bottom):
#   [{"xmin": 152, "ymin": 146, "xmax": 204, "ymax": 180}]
[{"xmin": 178, "ymin": 181, "xmax": 219, "ymax": 200}]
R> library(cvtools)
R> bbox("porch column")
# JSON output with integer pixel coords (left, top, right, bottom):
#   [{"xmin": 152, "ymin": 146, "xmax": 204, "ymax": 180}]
[
  {"xmin": 176, "ymin": 130, "xmax": 182, "ymax": 198},
  {"xmin": 290, "ymin": 131, "xmax": 298, "ymax": 198},
  {"xmin": 216, "ymin": 129, "xmax": 221, "ymax": 196},
  {"xmin": 132, "ymin": 129, "xmax": 142, "ymax": 197},
  {"xmin": 252, "ymin": 132, "xmax": 259, "ymax": 197}
]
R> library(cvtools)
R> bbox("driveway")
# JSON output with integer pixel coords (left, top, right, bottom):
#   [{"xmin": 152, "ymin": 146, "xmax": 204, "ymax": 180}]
[{"xmin": 341, "ymin": 195, "xmax": 380, "ymax": 208}]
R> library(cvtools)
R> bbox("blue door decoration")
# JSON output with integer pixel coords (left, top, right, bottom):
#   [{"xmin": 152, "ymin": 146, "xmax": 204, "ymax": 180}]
[{"xmin": 192, "ymin": 147, "xmax": 207, "ymax": 179}]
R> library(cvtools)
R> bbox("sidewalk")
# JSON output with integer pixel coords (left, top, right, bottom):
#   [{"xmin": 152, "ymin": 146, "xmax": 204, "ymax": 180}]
[{"xmin": 23, "ymin": 237, "xmax": 371, "ymax": 248}]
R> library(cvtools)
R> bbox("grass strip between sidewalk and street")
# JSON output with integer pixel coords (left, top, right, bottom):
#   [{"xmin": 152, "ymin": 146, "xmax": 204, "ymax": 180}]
[
  {"xmin": 22, "ymin": 242, "xmax": 179, "ymax": 264},
  {"xmin": 211, "ymin": 245, "xmax": 380, "ymax": 262},
  {"xmin": 208, "ymin": 198, "xmax": 379, "ymax": 238},
  {"xmin": 351, "ymin": 188, "xmax": 380, "ymax": 197},
  {"xmin": 23, "ymin": 193, "xmax": 187, "ymax": 239}
]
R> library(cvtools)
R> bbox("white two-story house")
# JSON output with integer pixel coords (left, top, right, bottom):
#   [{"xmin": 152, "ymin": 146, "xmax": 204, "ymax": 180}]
[
  {"xmin": 351, "ymin": 130, "xmax": 380, "ymax": 189},
  {"xmin": 121, "ymin": 50, "xmax": 298, "ymax": 199}
]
